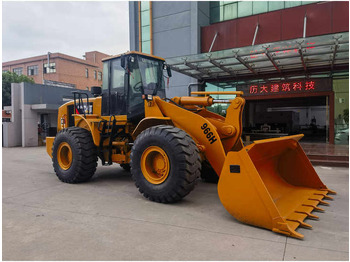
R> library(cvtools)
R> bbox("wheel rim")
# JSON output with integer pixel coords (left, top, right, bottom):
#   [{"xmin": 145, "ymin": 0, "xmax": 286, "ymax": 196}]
[
  {"xmin": 141, "ymin": 146, "xmax": 170, "ymax": 184},
  {"xmin": 57, "ymin": 142, "xmax": 73, "ymax": 170}
]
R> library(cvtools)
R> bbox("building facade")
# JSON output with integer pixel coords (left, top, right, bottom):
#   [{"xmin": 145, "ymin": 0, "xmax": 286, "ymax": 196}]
[
  {"xmin": 3, "ymin": 82, "xmax": 77, "ymax": 147},
  {"xmin": 2, "ymin": 51, "xmax": 108, "ymax": 90},
  {"xmin": 129, "ymin": 1, "xmax": 349, "ymax": 144}
]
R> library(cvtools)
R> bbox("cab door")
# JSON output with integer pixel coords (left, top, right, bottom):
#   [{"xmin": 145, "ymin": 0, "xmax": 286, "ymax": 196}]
[
  {"xmin": 127, "ymin": 56, "xmax": 145, "ymax": 123},
  {"xmin": 101, "ymin": 58, "xmax": 127, "ymax": 116}
]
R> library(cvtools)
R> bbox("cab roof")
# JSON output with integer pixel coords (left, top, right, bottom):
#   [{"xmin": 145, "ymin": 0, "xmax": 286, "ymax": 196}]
[{"xmin": 102, "ymin": 51, "xmax": 165, "ymax": 62}]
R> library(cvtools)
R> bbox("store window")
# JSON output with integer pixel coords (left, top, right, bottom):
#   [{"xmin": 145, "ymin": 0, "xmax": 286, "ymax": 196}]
[
  {"xmin": 207, "ymin": 79, "xmax": 333, "ymax": 143},
  {"xmin": 43, "ymin": 63, "xmax": 56, "ymax": 73},
  {"xmin": 242, "ymin": 96, "xmax": 329, "ymax": 143},
  {"xmin": 27, "ymin": 65, "xmax": 38, "ymax": 76},
  {"xmin": 139, "ymin": 1, "xmax": 152, "ymax": 54},
  {"xmin": 13, "ymin": 67, "xmax": 23, "ymax": 76},
  {"xmin": 333, "ymin": 79, "xmax": 349, "ymax": 145},
  {"xmin": 210, "ymin": 1, "xmax": 319, "ymax": 24}
]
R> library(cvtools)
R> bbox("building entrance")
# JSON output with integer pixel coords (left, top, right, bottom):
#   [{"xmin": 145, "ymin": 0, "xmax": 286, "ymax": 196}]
[{"xmin": 243, "ymin": 96, "xmax": 329, "ymax": 143}]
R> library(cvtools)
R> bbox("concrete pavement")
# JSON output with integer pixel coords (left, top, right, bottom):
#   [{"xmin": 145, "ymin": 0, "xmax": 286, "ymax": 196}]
[{"xmin": 3, "ymin": 147, "xmax": 349, "ymax": 260}]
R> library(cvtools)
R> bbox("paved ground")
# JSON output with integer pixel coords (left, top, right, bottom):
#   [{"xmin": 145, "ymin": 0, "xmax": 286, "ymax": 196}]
[{"xmin": 3, "ymin": 147, "xmax": 349, "ymax": 261}]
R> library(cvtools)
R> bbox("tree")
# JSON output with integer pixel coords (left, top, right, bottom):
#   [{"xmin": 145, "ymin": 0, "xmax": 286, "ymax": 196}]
[{"xmin": 2, "ymin": 72, "xmax": 34, "ymax": 108}]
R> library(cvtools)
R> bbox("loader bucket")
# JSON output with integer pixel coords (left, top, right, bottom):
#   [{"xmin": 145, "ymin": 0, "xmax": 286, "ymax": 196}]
[{"xmin": 218, "ymin": 134, "xmax": 336, "ymax": 239}]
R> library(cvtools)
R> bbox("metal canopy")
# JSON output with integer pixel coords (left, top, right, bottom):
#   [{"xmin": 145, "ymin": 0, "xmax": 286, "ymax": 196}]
[{"xmin": 167, "ymin": 33, "xmax": 349, "ymax": 82}]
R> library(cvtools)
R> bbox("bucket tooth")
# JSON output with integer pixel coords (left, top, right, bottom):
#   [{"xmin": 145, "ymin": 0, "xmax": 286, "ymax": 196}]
[
  {"xmin": 320, "ymin": 188, "xmax": 337, "ymax": 195},
  {"xmin": 314, "ymin": 193, "xmax": 334, "ymax": 200},
  {"xmin": 302, "ymin": 204, "xmax": 325, "ymax": 212},
  {"xmin": 287, "ymin": 219, "xmax": 312, "ymax": 229},
  {"xmin": 323, "ymin": 195, "xmax": 334, "ymax": 200},
  {"xmin": 295, "ymin": 211, "xmax": 319, "ymax": 219},
  {"xmin": 273, "ymin": 223, "xmax": 305, "ymax": 239},
  {"xmin": 318, "ymin": 199, "xmax": 330, "ymax": 205},
  {"xmin": 308, "ymin": 198, "xmax": 330, "ymax": 206}
]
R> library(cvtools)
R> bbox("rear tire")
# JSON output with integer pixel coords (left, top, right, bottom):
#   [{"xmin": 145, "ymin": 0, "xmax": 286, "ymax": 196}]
[
  {"xmin": 131, "ymin": 125, "xmax": 201, "ymax": 203},
  {"xmin": 200, "ymin": 161, "xmax": 219, "ymax": 183},
  {"xmin": 52, "ymin": 127, "xmax": 97, "ymax": 183},
  {"xmin": 120, "ymin": 163, "xmax": 131, "ymax": 172}
]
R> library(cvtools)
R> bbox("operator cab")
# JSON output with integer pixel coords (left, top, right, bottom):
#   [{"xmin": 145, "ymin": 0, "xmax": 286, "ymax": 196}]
[{"xmin": 101, "ymin": 51, "xmax": 171, "ymax": 123}]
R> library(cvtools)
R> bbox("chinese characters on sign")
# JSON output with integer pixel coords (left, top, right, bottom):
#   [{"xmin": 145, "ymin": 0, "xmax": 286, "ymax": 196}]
[{"xmin": 249, "ymin": 81, "xmax": 315, "ymax": 95}]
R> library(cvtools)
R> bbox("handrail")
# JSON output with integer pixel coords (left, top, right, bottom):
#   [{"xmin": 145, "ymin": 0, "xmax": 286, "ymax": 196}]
[{"xmin": 72, "ymin": 91, "xmax": 90, "ymax": 118}]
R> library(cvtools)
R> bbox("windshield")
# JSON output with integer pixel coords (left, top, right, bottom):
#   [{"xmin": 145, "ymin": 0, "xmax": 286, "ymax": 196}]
[{"xmin": 129, "ymin": 56, "xmax": 165, "ymax": 96}]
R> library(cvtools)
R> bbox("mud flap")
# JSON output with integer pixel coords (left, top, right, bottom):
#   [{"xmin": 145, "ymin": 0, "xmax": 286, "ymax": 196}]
[{"xmin": 217, "ymin": 134, "xmax": 336, "ymax": 239}]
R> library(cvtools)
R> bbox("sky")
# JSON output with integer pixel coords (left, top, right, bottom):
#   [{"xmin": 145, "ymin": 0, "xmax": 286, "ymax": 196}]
[{"xmin": 2, "ymin": 1, "xmax": 130, "ymax": 62}]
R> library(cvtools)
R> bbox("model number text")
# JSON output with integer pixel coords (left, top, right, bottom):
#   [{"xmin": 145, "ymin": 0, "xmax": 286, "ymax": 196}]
[{"xmin": 201, "ymin": 123, "xmax": 217, "ymax": 144}]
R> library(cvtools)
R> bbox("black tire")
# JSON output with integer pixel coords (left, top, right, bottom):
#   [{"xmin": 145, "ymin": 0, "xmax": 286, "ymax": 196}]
[
  {"xmin": 120, "ymin": 163, "xmax": 131, "ymax": 172},
  {"xmin": 200, "ymin": 161, "xmax": 219, "ymax": 183},
  {"xmin": 131, "ymin": 125, "xmax": 201, "ymax": 203},
  {"xmin": 52, "ymin": 127, "xmax": 97, "ymax": 183}
]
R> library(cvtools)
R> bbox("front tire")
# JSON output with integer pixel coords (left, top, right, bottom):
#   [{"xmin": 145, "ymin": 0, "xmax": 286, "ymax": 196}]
[
  {"xmin": 52, "ymin": 127, "xmax": 97, "ymax": 183},
  {"xmin": 131, "ymin": 125, "xmax": 201, "ymax": 203}
]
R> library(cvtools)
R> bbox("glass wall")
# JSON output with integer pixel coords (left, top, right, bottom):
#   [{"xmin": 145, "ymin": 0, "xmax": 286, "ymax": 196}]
[
  {"xmin": 205, "ymin": 81, "xmax": 332, "ymax": 143},
  {"xmin": 210, "ymin": 1, "xmax": 319, "ymax": 24},
  {"xmin": 140, "ymin": 1, "xmax": 151, "ymax": 54},
  {"xmin": 205, "ymin": 82, "xmax": 237, "ymax": 116},
  {"xmin": 333, "ymin": 78, "xmax": 349, "ymax": 145},
  {"xmin": 243, "ymin": 97, "xmax": 328, "ymax": 143}
]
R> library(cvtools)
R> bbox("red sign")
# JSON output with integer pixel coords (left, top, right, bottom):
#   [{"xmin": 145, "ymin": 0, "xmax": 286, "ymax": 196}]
[
  {"xmin": 234, "ymin": 79, "xmax": 332, "ymax": 97},
  {"xmin": 248, "ymin": 81, "xmax": 316, "ymax": 95}
]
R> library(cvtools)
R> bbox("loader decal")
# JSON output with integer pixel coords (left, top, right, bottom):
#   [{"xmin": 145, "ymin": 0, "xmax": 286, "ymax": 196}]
[{"xmin": 201, "ymin": 123, "xmax": 217, "ymax": 144}]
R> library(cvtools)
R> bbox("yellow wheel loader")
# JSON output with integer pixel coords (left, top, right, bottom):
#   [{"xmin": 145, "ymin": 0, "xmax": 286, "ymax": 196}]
[{"xmin": 46, "ymin": 51, "xmax": 336, "ymax": 239}]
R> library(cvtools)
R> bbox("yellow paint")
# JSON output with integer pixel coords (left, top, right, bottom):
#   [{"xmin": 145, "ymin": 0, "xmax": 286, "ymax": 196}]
[
  {"xmin": 111, "ymin": 154, "xmax": 126, "ymax": 163},
  {"xmin": 153, "ymin": 96, "xmax": 226, "ymax": 175},
  {"xmin": 46, "ymin": 137, "xmax": 55, "ymax": 158},
  {"xmin": 57, "ymin": 142, "xmax": 72, "ymax": 170},
  {"xmin": 48, "ymin": 52, "xmax": 336, "ymax": 239},
  {"xmin": 132, "ymin": 116, "xmax": 172, "ymax": 138},
  {"xmin": 218, "ymin": 134, "xmax": 335, "ymax": 239},
  {"xmin": 141, "ymin": 146, "xmax": 170, "ymax": 184}
]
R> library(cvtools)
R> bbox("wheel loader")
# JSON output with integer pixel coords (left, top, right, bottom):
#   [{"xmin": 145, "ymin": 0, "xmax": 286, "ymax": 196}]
[{"xmin": 46, "ymin": 51, "xmax": 336, "ymax": 239}]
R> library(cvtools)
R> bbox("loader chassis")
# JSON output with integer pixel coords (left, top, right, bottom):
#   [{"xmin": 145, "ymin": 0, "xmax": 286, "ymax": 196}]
[{"xmin": 47, "ymin": 51, "xmax": 336, "ymax": 239}]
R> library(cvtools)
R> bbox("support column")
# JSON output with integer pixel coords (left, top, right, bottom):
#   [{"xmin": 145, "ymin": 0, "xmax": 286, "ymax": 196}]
[{"xmin": 21, "ymin": 83, "xmax": 39, "ymax": 147}]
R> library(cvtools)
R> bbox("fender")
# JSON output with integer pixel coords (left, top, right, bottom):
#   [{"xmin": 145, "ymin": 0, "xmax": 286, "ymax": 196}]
[
  {"xmin": 74, "ymin": 114, "xmax": 101, "ymax": 146},
  {"xmin": 132, "ymin": 117, "xmax": 173, "ymax": 138}
]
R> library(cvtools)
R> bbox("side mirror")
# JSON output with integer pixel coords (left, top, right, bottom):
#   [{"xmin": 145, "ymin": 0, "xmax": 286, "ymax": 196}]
[
  {"xmin": 164, "ymin": 64, "xmax": 172, "ymax": 77},
  {"xmin": 90, "ymin": 86, "xmax": 102, "ymax": 97},
  {"xmin": 121, "ymin": 55, "xmax": 126, "ymax": 69}
]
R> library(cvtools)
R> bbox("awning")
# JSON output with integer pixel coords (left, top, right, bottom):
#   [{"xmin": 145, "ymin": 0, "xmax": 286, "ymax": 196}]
[
  {"xmin": 31, "ymin": 104, "xmax": 60, "ymax": 113},
  {"xmin": 167, "ymin": 32, "xmax": 349, "ymax": 82}
]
